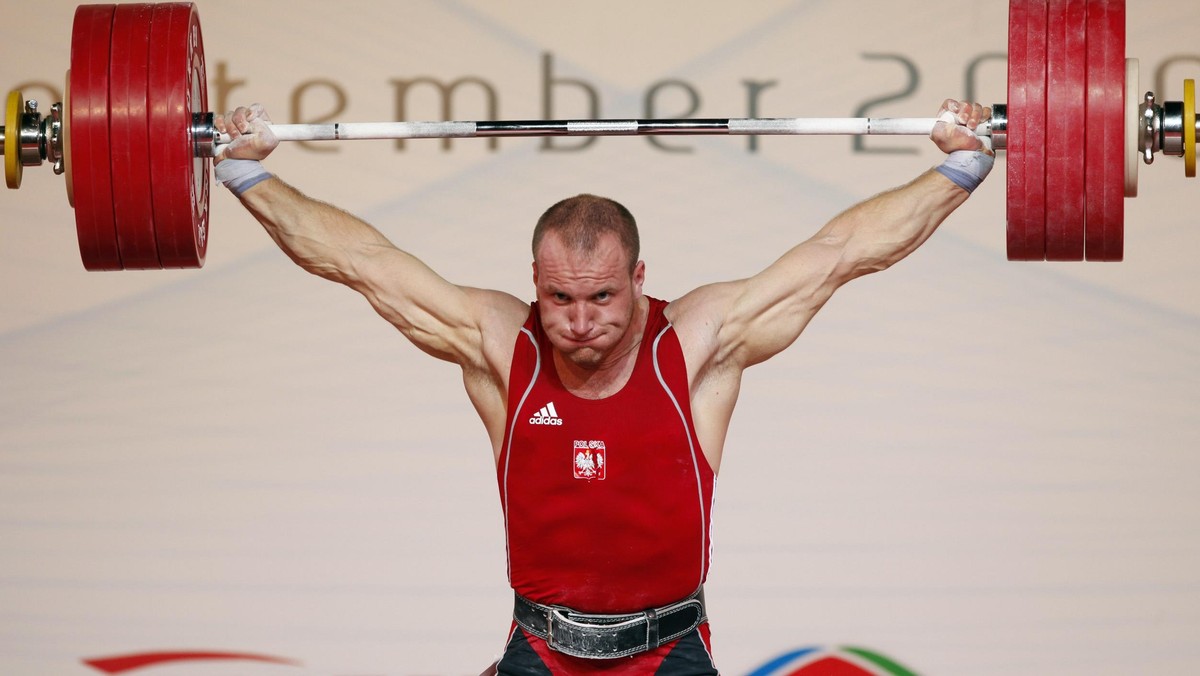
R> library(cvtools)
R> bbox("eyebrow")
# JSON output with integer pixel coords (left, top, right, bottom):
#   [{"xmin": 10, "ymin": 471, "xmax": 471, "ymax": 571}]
[{"xmin": 542, "ymin": 285, "xmax": 616, "ymax": 299}]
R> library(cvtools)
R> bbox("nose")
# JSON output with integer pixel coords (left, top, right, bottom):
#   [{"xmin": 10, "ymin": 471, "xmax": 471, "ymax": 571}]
[{"xmin": 568, "ymin": 303, "xmax": 592, "ymax": 336}]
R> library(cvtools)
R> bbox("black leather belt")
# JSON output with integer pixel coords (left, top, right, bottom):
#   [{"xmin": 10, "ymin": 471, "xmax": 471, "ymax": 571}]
[{"xmin": 513, "ymin": 588, "xmax": 706, "ymax": 659}]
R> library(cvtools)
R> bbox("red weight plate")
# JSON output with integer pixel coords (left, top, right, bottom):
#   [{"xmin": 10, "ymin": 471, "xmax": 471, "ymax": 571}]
[
  {"xmin": 1043, "ymin": 0, "xmax": 1087, "ymax": 260},
  {"xmin": 70, "ymin": 5, "xmax": 122, "ymax": 271},
  {"xmin": 110, "ymin": 4, "xmax": 161, "ymax": 269},
  {"xmin": 1007, "ymin": 0, "xmax": 1049, "ymax": 260},
  {"xmin": 149, "ymin": 3, "xmax": 210, "ymax": 268},
  {"xmin": 1084, "ymin": 0, "xmax": 1125, "ymax": 261}
]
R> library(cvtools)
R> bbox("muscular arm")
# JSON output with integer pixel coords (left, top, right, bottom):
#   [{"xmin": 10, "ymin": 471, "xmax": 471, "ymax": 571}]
[
  {"xmin": 237, "ymin": 178, "xmax": 503, "ymax": 361},
  {"xmin": 669, "ymin": 100, "xmax": 992, "ymax": 470},
  {"xmin": 216, "ymin": 106, "xmax": 528, "ymax": 449},
  {"xmin": 702, "ymin": 168, "xmax": 969, "ymax": 368}
]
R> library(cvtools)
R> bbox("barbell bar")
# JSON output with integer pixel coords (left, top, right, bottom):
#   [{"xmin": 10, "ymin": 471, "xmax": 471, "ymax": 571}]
[
  {"xmin": 0, "ymin": 1, "xmax": 1197, "ymax": 270},
  {"xmin": 210, "ymin": 117, "xmax": 972, "ymax": 144}
]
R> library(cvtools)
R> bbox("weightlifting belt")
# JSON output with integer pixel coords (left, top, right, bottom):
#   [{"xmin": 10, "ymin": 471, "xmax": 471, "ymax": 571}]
[{"xmin": 513, "ymin": 587, "xmax": 706, "ymax": 659}]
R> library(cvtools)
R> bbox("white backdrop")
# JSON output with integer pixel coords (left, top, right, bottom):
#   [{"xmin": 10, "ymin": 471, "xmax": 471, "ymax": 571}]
[{"xmin": 2, "ymin": 1, "xmax": 1199, "ymax": 674}]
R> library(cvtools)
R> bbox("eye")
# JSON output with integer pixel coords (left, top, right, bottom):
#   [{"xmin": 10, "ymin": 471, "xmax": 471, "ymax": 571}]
[
  {"xmin": 554, "ymin": 292, "xmax": 569, "ymax": 302},
  {"xmin": 594, "ymin": 291, "xmax": 611, "ymax": 302}
]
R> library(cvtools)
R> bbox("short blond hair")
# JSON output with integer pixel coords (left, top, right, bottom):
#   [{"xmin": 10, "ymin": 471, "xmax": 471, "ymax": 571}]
[{"xmin": 532, "ymin": 194, "xmax": 640, "ymax": 272}]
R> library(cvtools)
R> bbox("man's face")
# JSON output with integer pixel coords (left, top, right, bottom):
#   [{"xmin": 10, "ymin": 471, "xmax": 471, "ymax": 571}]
[{"xmin": 533, "ymin": 231, "xmax": 645, "ymax": 370}]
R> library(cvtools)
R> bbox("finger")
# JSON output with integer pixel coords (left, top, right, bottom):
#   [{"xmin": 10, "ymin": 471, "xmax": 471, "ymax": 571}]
[
  {"xmin": 961, "ymin": 102, "xmax": 978, "ymax": 127},
  {"xmin": 968, "ymin": 102, "xmax": 986, "ymax": 128},
  {"xmin": 245, "ymin": 105, "xmax": 278, "ymax": 145},
  {"xmin": 936, "ymin": 98, "xmax": 957, "ymax": 121},
  {"xmin": 931, "ymin": 119, "xmax": 952, "ymax": 142},
  {"xmin": 223, "ymin": 111, "xmax": 243, "ymax": 138},
  {"xmin": 216, "ymin": 104, "xmax": 280, "ymax": 161},
  {"xmin": 230, "ymin": 105, "xmax": 256, "ymax": 133},
  {"xmin": 247, "ymin": 102, "xmax": 272, "ymax": 125},
  {"xmin": 955, "ymin": 101, "xmax": 977, "ymax": 126},
  {"xmin": 932, "ymin": 120, "xmax": 985, "ymax": 154}
]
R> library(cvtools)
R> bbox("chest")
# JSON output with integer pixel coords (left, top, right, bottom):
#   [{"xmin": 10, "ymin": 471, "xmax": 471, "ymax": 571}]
[{"xmin": 514, "ymin": 377, "xmax": 694, "ymax": 477}]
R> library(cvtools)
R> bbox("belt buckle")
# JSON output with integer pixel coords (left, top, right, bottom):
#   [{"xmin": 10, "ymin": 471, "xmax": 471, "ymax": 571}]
[
  {"xmin": 545, "ymin": 607, "xmax": 649, "ymax": 659},
  {"xmin": 546, "ymin": 607, "xmax": 587, "ymax": 655},
  {"xmin": 546, "ymin": 606, "xmax": 582, "ymax": 653},
  {"xmin": 545, "ymin": 606, "xmax": 559, "ymax": 648}
]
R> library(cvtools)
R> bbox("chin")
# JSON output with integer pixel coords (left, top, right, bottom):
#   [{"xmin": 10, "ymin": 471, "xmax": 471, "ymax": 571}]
[{"xmin": 559, "ymin": 344, "xmax": 605, "ymax": 369}]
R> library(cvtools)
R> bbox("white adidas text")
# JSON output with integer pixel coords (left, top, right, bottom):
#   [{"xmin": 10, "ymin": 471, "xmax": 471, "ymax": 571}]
[{"xmin": 529, "ymin": 402, "xmax": 563, "ymax": 425}]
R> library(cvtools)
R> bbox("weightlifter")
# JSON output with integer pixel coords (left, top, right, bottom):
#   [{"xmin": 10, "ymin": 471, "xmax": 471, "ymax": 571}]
[{"xmin": 213, "ymin": 98, "xmax": 993, "ymax": 674}]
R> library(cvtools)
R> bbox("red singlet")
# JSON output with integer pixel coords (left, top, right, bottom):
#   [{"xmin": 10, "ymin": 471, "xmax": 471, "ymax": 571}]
[{"xmin": 498, "ymin": 297, "xmax": 716, "ymax": 613}]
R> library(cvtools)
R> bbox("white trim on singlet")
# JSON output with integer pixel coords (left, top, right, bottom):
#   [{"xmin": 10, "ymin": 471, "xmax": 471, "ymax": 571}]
[
  {"xmin": 651, "ymin": 322, "xmax": 710, "ymax": 590},
  {"xmin": 502, "ymin": 326, "xmax": 540, "ymax": 582}
]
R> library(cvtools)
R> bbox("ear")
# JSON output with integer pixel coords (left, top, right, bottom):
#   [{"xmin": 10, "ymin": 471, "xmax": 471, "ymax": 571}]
[
  {"xmin": 532, "ymin": 260, "xmax": 540, "ymax": 287},
  {"xmin": 632, "ymin": 260, "xmax": 645, "ymax": 295}
]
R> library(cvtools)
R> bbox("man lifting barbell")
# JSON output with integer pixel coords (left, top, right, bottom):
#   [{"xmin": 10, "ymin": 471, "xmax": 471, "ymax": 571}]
[
  {"xmin": 1, "ymin": 0, "xmax": 1196, "ymax": 671},
  {"xmin": 212, "ymin": 98, "xmax": 992, "ymax": 674}
]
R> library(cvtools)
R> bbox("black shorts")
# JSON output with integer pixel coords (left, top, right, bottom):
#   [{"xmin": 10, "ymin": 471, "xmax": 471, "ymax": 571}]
[{"xmin": 491, "ymin": 622, "xmax": 719, "ymax": 675}]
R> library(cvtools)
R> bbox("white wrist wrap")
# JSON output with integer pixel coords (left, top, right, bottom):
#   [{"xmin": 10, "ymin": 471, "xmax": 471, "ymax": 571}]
[
  {"xmin": 215, "ymin": 159, "xmax": 273, "ymax": 197},
  {"xmin": 935, "ymin": 150, "xmax": 994, "ymax": 194}
]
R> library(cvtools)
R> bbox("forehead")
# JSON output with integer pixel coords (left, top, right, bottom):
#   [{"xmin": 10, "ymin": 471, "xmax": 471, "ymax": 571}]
[{"xmin": 534, "ymin": 231, "xmax": 630, "ymax": 282}]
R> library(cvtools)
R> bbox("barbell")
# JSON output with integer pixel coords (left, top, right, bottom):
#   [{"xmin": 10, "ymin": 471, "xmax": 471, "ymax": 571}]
[{"xmin": 1, "ymin": 1, "xmax": 1197, "ymax": 270}]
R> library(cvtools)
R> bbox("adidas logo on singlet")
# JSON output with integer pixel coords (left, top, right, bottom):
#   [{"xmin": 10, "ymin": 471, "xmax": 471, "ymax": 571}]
[{"xmin": 529, "ymin": 402, "xmax": 564, "ymax": 426}]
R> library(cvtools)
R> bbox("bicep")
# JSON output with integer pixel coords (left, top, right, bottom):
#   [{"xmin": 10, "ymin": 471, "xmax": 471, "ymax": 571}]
[
  {"xmin": 240, "ymin": 177, "xmax": 529, "ymax": 367},
  {"xmin": 673, "ymin": 236, "xmax": 843, "ymax": 375},
  {"xmin": 703, "ymin": 173, "xmax": 968, "ymax": 368},
  {"xmin": 353, "ymin": 247, "xmax": 527, "ymax": 367}
]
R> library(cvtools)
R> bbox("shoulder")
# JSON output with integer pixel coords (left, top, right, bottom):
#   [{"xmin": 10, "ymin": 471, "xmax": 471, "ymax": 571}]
[
  {"xmin": 455, "ymin": 287, "xmax": 531, "ymax": 368},
  {"xmin": 663, "ymin": 281, "xmax": 743, "ymax": 341},
  {"xmin": 463, "ymin": 287, "xmax": 531, "ymax": 340},
  {"xmin": 467, "ymin": 287, "xmax": 531, "ymax": 318},
  {"xmin": 662, "ymin": 281, "xmax": 747, "ymax": 378}
]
